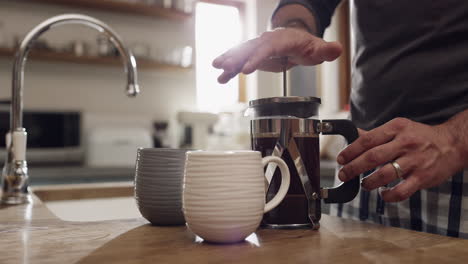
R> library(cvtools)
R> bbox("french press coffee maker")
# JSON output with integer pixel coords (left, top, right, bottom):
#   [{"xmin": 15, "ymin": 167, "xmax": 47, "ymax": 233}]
[{"xmin": 247, "ymin": 96, "xmax": 360, "ymax": 229}]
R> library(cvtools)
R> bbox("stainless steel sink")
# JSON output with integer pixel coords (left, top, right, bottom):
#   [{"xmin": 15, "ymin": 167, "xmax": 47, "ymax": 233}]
[{"xmin": 33, "ymin": 182, "xmax": 141, "ymax": 222}]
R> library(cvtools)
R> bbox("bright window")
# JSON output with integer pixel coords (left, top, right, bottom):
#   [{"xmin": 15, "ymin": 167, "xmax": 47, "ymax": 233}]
[{"xmin": 195, "ymin": 2, "xmax": 241, "ymax": 113}]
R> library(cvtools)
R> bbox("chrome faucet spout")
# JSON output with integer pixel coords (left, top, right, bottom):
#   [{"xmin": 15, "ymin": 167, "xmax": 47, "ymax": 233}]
[{"xmin": 2, "ymin": 14, "xmax": 140, "ymax": 205}]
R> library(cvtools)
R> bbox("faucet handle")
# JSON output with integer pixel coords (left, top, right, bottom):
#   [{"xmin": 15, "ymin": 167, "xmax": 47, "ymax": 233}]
[{"xmin": 10, "ymin": 130, "xmax": 27, "ymax": 161}]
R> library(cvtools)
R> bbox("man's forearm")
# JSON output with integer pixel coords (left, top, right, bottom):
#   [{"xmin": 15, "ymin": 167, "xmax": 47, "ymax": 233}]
[
  {"xmin": 440, "ymin": 108, "xmax": 468, "ymax": 168},
  {"xmin": 271, "ymin": 4, "xmax": 318, "ymax": 34},
  {"xmin": 272, "ymin": 0, "xmax": 342, "ymax": 37}
]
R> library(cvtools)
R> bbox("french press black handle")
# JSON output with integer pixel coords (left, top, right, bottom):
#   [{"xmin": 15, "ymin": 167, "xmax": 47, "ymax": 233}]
[{"xmin": 320, "ymin": 119, "xmax": 360, "ymax": 204}]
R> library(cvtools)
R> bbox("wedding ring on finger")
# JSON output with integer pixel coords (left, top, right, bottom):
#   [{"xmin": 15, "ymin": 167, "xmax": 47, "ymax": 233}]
[{"xmin": 391, "ymin": 161, "xmax": 404, "ymax": 180}]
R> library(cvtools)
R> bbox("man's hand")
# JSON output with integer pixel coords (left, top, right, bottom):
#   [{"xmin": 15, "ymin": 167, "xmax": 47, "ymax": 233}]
[
  {"xmin": 337, "ymin": 117, "xmax": 465, "ymax": 202},
  {"xmin": 212, "ymin": 27, "xmax": 342, "ymax": 84}
]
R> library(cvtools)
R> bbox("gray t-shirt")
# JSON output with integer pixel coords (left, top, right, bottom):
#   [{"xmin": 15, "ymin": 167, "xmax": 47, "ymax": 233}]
[{"xmin": 276, "ymin": 0, "xmax": 468, "ymax": 130}]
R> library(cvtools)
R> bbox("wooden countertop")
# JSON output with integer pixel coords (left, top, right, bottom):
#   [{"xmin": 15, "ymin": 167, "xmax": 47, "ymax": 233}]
[{"xmin": 1, "ymin": 191, "xmax": 468, "ymax": 264}]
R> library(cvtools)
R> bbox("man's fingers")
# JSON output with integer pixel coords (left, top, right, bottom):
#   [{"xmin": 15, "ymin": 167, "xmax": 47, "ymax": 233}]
[
  {"xmin": 337, "ymin": 121, "xmax": 401, "ymax": 165},
  {"xmin": 361, "ymin": 155, "xmax": 413, "ymax": 190},
  {"xmin": 378, "ymin": 175, "xmax": 421, "ymax": 202},
  {"xmin": 361, "ymin": 164, "xmax": 397, "ymax": 191},
  {"xmin": 220, "ymin": 58, "xmax": 243, "ymax": 74},
  {"xmin": 212, "ymin": 54, "xmax": 226, "ymax": 68},
  {"xmin": 338, "ymin": 140, "xmax": 403, "ymax": 182},
  {"xmin": 241, "ymin": 43, "xmax": 278, "ymax": 74},
  {"xmin": 217, "ymin": 70, "xmax": 237, "ymax": 84},
  {"xmin": 213, "ymin": 39, "xmax": 259, "ymax": 72},
  {"xmin": 357, "ymin": 128, "xmax": 368, "ymax": 136}
]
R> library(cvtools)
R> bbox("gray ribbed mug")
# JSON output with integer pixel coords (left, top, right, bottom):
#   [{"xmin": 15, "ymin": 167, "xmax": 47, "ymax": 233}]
[{"xmin": 134, "ymin": 148, "xmax": 188, "ymax": 225}]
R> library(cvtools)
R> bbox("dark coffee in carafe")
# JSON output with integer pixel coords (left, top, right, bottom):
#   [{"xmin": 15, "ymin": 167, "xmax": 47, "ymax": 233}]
[{"xmin": 253, "ymin": 136, "xmax": 320, "ymax": 226}]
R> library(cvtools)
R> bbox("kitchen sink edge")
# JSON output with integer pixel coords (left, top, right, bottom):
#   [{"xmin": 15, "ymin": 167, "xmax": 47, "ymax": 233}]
[{"xmin": 32, "ymin": 182, "xmax": 142, "ymax": 222}]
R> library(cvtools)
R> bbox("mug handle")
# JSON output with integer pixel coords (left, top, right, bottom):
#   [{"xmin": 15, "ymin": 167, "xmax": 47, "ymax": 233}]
[{"xmin": 262, "ymin": 156, "xmax": 290, "ymax": 213}]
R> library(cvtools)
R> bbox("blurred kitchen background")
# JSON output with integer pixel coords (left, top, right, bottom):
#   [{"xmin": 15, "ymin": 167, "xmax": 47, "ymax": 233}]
[{"xmin": 0, "ymin": 0, "xmax": 351, "ymax": 186}]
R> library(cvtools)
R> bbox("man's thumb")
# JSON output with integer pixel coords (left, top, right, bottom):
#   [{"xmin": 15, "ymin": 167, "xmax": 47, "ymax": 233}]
[{"xmin": 319, "ymin": 41, "xmax": 343, "ymax": 61}]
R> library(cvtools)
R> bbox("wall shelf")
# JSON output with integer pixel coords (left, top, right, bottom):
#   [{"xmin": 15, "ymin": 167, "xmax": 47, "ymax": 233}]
[
  {"xmin": 0, "ymin": 47, "xmax": 192, "ymax": 71},
  {"xmin": 24, "ymin": 0, "xmax": 192, "ymax": 21}
]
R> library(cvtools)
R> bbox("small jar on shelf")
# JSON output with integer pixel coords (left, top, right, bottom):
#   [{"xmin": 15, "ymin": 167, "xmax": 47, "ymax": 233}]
[
  {"xmin": 173, "ymin": 0, "xmax": 195, "ymax": 14},
  {"xmin": 152, "ymin": 0, "xmax": 173, "ymax": 8},
  {"xmin": 0, "ymin": 21, "xmax": 7, "ymax": 48}
]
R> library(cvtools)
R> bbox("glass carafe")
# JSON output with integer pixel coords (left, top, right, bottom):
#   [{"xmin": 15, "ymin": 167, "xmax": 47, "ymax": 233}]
[{"xmin": 248, "ymin": 97, "xmax": 360, "ymax": 229}]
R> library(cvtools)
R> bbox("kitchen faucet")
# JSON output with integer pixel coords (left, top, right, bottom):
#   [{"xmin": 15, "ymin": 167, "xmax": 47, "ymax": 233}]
[{"xmin": 1, "ymin": 14, "xmax": 140, "ymax": 205}]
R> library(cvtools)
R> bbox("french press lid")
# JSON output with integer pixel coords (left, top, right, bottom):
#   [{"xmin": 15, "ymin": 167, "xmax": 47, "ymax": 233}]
[{"xmin": 247, "ymin": 96, "xmax": 321, "ymax": 118}]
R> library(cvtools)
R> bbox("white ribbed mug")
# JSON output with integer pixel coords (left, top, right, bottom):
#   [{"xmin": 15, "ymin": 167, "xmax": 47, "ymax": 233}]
[{"xmin": 183, "ymin": 150, "xmax": 290, "ymax": 243}]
